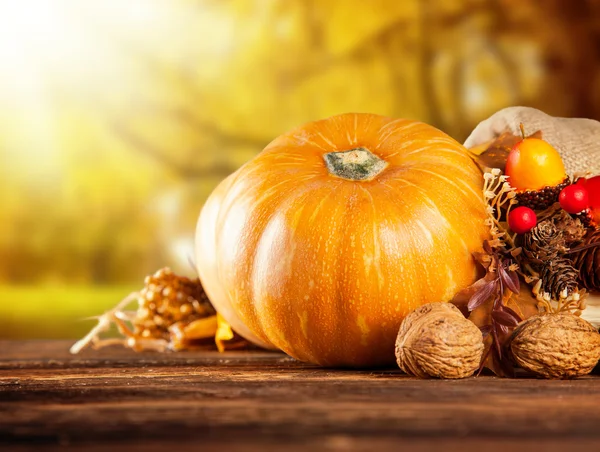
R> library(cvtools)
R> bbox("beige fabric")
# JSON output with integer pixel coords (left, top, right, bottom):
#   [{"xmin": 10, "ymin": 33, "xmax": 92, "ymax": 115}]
[{"xmin": 464, "ymin": 106, "xmax": 600, "ymax": 176}]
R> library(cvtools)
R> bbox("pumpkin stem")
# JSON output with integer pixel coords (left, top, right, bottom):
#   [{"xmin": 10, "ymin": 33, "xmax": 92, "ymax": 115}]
[{"xmin": 323, "ymin": 147, "xmax": 388, "ymax": 181}]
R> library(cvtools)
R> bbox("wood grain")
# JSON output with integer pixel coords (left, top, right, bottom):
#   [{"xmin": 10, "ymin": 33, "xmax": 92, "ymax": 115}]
[{"xmin": 2, "ymin": 340, "xmax": 600, "ymax": 451}]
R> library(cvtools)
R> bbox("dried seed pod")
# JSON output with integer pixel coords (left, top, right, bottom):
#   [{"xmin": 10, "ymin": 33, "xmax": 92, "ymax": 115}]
[
  {"xmin": 395, "ymin": 302, "xmax": 484, "ymax": 379},
  {"xmin": 509, "ymin": 314, "xmax": 600, "ymax": 379}
]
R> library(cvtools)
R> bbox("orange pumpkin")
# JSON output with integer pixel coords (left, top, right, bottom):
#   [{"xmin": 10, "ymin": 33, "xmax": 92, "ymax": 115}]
[{"xmin": 195, "ymin": 113, "xmax": 488, "ymax": 367}]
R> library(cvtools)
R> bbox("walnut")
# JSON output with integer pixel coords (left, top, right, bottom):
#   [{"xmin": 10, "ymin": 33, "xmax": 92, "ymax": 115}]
[
  {"xmin": 509, "ymin": 314, "xmax": 600, "ymax": 379},
  {"xmin": 395, "ymin": 302, "xmax": 484, "ymax": 379}
]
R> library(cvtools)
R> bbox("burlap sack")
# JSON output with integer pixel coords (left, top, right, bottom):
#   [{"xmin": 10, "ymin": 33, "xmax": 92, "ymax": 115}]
[{"xmin": 464, "ymin": 106, "xmax": 600, "ymax": 176}]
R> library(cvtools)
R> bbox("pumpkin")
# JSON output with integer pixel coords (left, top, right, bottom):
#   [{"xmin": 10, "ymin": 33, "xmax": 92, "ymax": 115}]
[
  {"xmin": 195, "ymin": 113, "xmax": 488, "ymax": 367},
  {"xmin": 195, "ymin": 170, "xmax": 276, "ymax": 350}
]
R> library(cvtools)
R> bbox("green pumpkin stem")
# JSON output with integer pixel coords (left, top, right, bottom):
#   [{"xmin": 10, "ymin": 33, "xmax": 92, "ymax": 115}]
[{"xmin": 324, "ymin": 147, "xmax": 388, "ymax": 181}]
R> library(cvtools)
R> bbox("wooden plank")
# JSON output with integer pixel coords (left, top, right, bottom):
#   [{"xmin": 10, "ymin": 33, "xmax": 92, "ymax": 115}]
[{"xmin": 2, "ymin": 340, "xmax": 600, "ymax": 451}]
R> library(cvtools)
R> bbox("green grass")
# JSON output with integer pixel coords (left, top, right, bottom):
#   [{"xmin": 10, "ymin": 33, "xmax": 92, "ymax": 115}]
[{"xmin": 0, "ymin": 284, "xmax": 138, "ymax": 339}]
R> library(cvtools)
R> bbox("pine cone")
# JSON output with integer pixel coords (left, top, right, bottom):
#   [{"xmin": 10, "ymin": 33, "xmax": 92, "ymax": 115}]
[
  {"xmin": 521, "ymin": 220, "xmax": 565, "ymax": 269},
  {"xmin": 133, "ymin": 267, "xmax": 215, "ymax": 341},
  {"xmin": 534, "ymin": 204, "xmax": 587, "ymax": 245},
  {"xmin": 553, "ymin": 210, "xmax": 587, "ymax": 245},
  {"xmin": 572, "ymin": 230, "xmax": 600, "ymax": 292},
  {"xmin": 520, "ymin": 205, "xmax": 587, "ymax": 278},
  {"xmin": 539, "ymin": 257, "xmax": 580, "ymax": 301}
]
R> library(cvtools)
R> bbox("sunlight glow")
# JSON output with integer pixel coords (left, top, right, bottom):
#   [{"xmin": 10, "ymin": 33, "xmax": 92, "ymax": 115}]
[
  {"xmin": 0, "ymin": 1, "xmax": 75, "ymax": 79},
  {"xmin": 0, "ymin": 1, "xmax": 167, "ymax": 96},
  {"xmin": 0, "ymin": 0, "xmax": 167, "ymax": 164}
]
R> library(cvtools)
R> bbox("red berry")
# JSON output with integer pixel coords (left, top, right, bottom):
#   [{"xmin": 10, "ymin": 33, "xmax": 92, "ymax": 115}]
[
  {"xmin": 577, "ymin": 176, "xmax": 600, "ymax": 223},
  {"xmin": 508, "ymin": 206, "xmax": 537, "ymax": 234},
  {"xmin": 559, "ymin": 184, "xmax": 589, "ymax": 214}
]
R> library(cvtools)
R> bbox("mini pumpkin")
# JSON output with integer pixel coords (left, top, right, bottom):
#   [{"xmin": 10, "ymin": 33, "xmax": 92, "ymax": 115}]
[{"xmin": 195, "ymin": 113, "xmax": 488, "ymax": 367}]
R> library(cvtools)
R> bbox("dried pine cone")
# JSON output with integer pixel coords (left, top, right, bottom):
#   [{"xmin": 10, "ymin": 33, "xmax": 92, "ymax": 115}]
[
  {"xmin": 552, "ymin": 210, "xmax": 587, "ymax": 244},
  {"xmin": 571, "ymin": 230, "xmax": 600, "ymax": 292},
  {"xmin": 536, "ymin": 202, "xmax": 589, "ymax": 241},
  {"xmin": 520, "ymin": 207, "xmax": 585, "ymax": 266},
  {"xmin": 509, "ymin": 314, "xmax": 600, "ymax": 379},
  {"xmin": 520, "ymin": 220, "xmax": 564, "ymax": 268},
  {"xmin": 537, "ymin": 257, "xmax": 580, "ymax": 301},
  {"xmin": 133, "ymin": 267, "xmax": 215, "ymax": 342},
  {"xmin": 395, "ymin": 303, "xmax": 484, "ymax": 379}
]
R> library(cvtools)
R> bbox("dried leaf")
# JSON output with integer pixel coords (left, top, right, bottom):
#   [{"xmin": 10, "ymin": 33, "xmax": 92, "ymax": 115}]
[
  {"xmin": 215, "ymin": 314, "xmax": 235, "ymax": 352},
  {"xmin": 181, "ymin": 315, "xmax": 219, "ymax": 339},
  {"xmin": 490, "ymin": 131, "xmax": 523, "ymax": 150},
  {"xmin": 469, "ymin": 130, "xmax": 542, "ymax": 172},
  {"xmin": 487, "ymin": 130, "xmax": 541, "ymax": 152},
  {"xmin": 451, "ymin": 277, "xmax": 492, "ymax": 316},
  {"xmin": 468, "ymin": 297, "xmax": 494, "ymax": 331},
  {"xmin": 511, "ymin": 247, "xmax": 523, "ymax": 258},
  {"xmin": 469, "ymin": 283, "xmax": 540, "ymax": 377},
  {"xmin": 501, "ymin": 305, "xmax": 522, "ymax": 323},
  {"xmin": 498, "ymin": 323, "xmax": 510, "ymax": 335},
  {"xmin": 492, "ymin": 327, "xmax": 502, "ymax": 359},
  {"xmin": 468, "ymin": 138, "xmax": 496, "ymax": 157},
  {"xmin": 169, "ymin": 315, "xmax": 219, "ymax": 351},
  {"xmin": 492, "ymin": 309, "xmax": 520, "ymax": 327},
  {"xmin": 529, "ymin": 130, "xmax": 543, "ymax": 140},
  {"xmin": 479, "ymin": 325, "xmax": 492, "ymax": 337},
  {"xmin": 215, "ymin": 313, "xmax": 253, "ymax": 352},
  {"xmin": 468, "ymin": 280, "xmax": 497, "ymax": 311},
  {"xmin": 508, "ymin": 270, "xmax": 521, "ymax": 293},
  {"xmin": 475, "ymin": 149, "xmax": 510, "ymax": 172},
  {"xmin": 504, "ymin": 286, "xmax": 540, "ymax": 322},
  {"xmin": 483, "ymin": 240, "xmax": 493, "ymax": 255},
  {"xmin": 499, "ymin": 265, "xmax": 520, "ymax": 294},
  {"xmin": 454, "ymin": 236, "xmax": 542, "ymax": 377},
  {"xmin": 470, "ymin": 297, "xmax": 510, "ymax": 376}
]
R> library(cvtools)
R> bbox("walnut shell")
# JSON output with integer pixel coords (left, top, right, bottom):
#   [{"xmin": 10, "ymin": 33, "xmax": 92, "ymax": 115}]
[
  {"xmin": 509, "ymin": 314, "xmax": 600, "ymax": 379},
  {"xmin": 395, "ymin": 302, "xmax": 484, "ymax": 379}
]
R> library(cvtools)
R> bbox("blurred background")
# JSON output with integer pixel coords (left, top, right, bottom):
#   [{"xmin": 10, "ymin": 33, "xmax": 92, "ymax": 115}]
[{"xmin": 2, "ymin": 0, "xmax": 600, "ymax": 339}]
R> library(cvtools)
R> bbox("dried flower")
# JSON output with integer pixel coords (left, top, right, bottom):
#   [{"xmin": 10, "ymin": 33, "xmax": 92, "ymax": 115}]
[{"xmin": 481, "ymin": 170, "xmax": 518, "ymax": 250}]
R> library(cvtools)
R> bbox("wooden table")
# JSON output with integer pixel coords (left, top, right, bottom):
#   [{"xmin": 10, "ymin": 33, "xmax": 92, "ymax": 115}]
[{"xmin": 2, "ymin": 340, "xmax": 600, "ymax": 451}]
